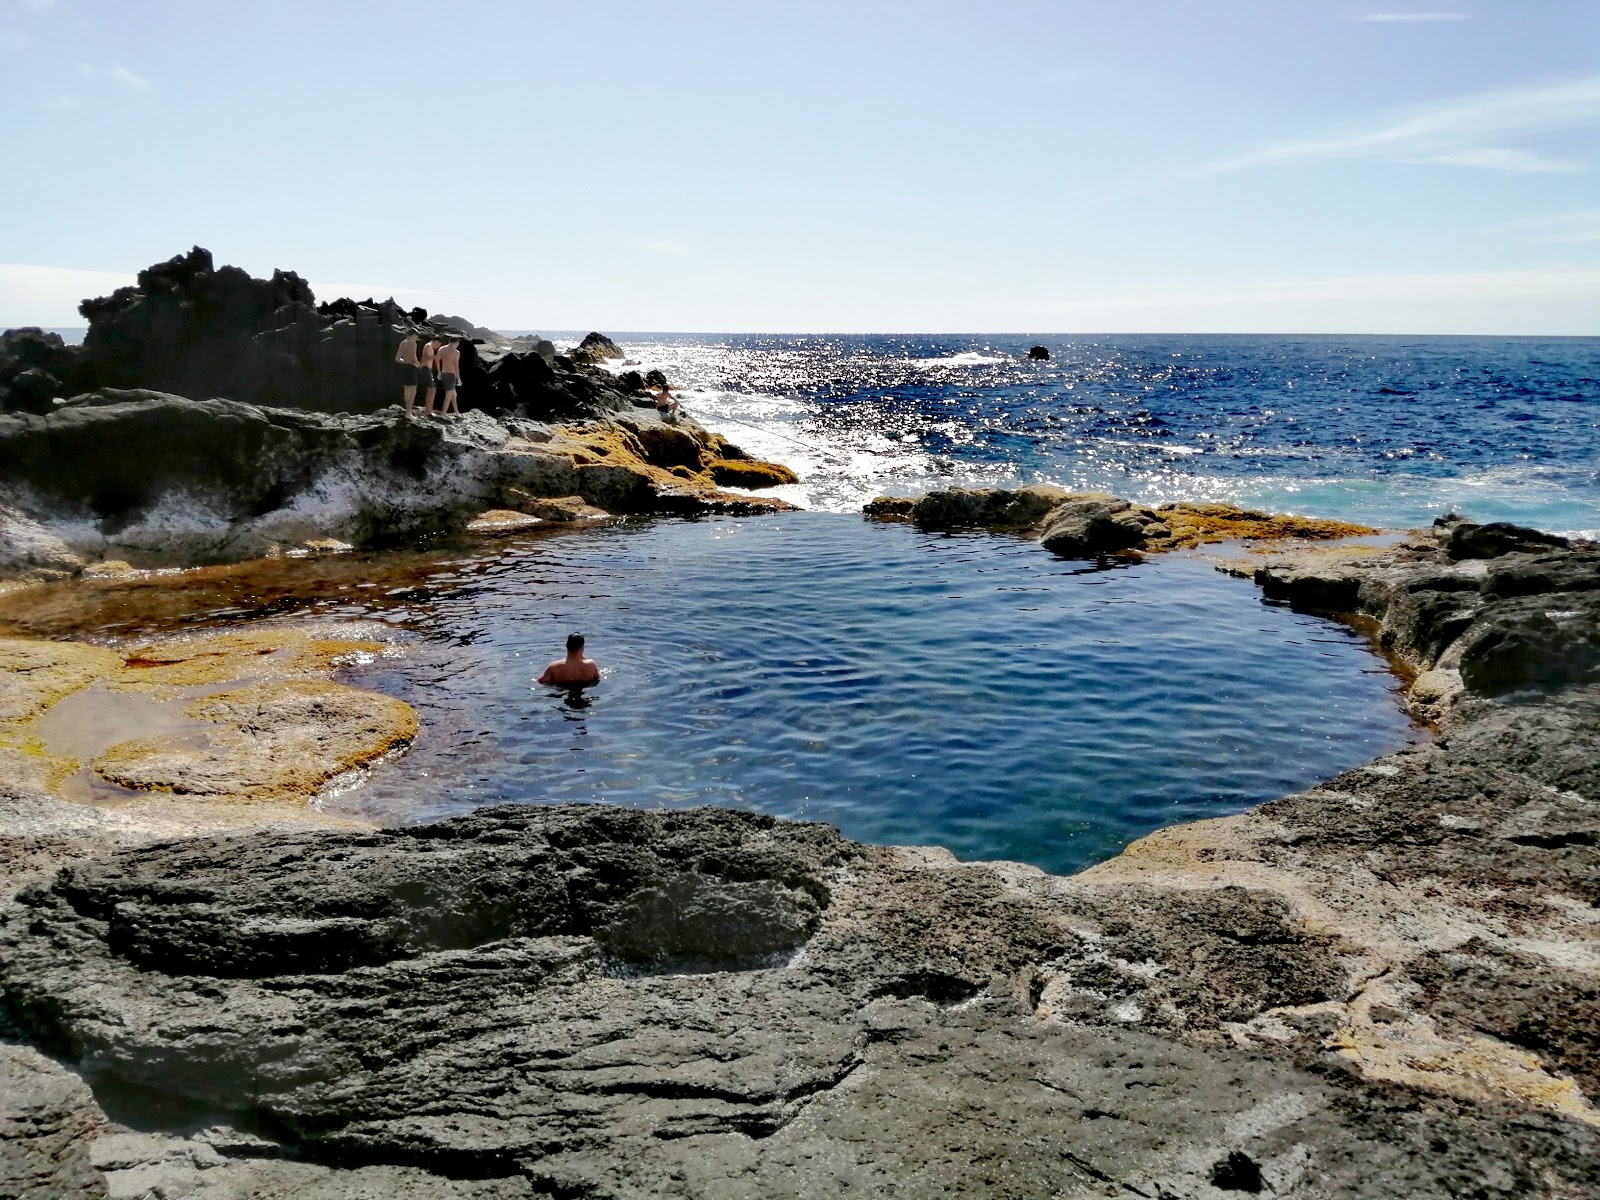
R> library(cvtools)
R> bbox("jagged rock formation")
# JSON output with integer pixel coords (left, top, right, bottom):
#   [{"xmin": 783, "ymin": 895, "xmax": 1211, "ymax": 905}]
[
  {"xmin": 0, "ymin": 248, "xmax": 644, "ymax": 421},
  {"xmin": 568, "ymin": 330, "xmax": 625, "ymax": 364},
  {"xmin": 0, "ymin": 329, "xmax": 77, "ymax": 416},
  {"xmin": 0, "ymin": 392, "xmax": 793, "ymax": 573}
]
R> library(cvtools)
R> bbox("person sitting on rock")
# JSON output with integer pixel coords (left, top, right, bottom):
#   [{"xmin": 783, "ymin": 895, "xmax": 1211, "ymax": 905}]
[
  {"xmin": 538, "ymin": 632, "xmax": 601, "ymax": 686},
  {"xmin": 435, "ymin": 337, "xmax": 463, "ymax": 417},
  {"xmin": 395, "ymin": 328, "xmax": 424, "ymax": 416},
  {"xmin": 419, "ymin": 334, "xmax": 441, "ymax": 415},
  {"xmin": 654, "ymin": 383, "xmax": 679, "ymax": 420}
]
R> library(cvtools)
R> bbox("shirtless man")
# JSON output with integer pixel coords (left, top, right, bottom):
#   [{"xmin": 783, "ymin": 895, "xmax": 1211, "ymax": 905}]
[
  {"xmin": 419, "ymin": 335, "xmax": 441, "ymax": 415},
  {"xmin": 435, "ymin": 337, "xmax": 463, "ymax": 416},
  {"xmin": 537, "ymin": 632, "xmax": 600, "ymax": 685},
  {"xmin": 394, "ymin": 328, "xmax": 424, "ymax": 415}
]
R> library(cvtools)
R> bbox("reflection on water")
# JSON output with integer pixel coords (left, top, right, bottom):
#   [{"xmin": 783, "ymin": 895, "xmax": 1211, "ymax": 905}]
[
  {"xmin": 317, "ymin": 513, "xmax": 1417, "ymax": 876},
  {"xmin": 7, "ymin": 513, "xmax": 1422, "ymax": 877}
]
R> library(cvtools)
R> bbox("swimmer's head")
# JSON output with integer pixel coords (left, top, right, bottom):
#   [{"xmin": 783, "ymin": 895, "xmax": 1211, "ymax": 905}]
[{"xmin": 566, "ymin": 632, "xmax": 585, "ymax": 653}]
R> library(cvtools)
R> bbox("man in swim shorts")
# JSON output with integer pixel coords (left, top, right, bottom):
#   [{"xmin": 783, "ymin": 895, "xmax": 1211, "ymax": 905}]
[
  {"xmin": 394, "ymin": 328, "xmax": 425, "ymax": 415},
  {"xmin": 419, "ymin": 334, "xmax": 441, "ymax": 415},
  {"xmin": 435, "ymin": 337, "xmax": 463, "ymax": 417},
  {"xmin": 538, "ymin": 632, "xmax": 601, "ymax": 685}
]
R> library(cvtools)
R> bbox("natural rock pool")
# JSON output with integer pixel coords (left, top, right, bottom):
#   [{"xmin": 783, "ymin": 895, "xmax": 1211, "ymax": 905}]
[{"xmin": 268, "ymin": 512, "xmax": 1418, "ymax": 876}]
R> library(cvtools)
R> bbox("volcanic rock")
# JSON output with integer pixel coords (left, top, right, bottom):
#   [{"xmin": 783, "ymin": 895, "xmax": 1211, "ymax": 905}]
[
  {"xmin": 569, "ymin": 331, "xmax": 625, "ymax": 363},
  {"xmin": 0, "ymin": 392, "xmax": 796, "ymax": 570},
  {"xmin": 13, "ymin": 248, "xmax": 641, "ymax": 422},
  {"xmin": 1038, "ymin": 495, "xmax": 1150, "ymax": 557}
]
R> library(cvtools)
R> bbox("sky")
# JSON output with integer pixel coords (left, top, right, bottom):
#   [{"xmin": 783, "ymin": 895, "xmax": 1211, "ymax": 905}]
[{"xmin": 1, "ymin": 0, "xmax": 1597, "ymax": 334}]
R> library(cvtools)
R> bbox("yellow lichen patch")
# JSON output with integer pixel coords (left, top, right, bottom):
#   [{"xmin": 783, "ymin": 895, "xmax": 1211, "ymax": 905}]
[
  {"xmin": 1328, "ymin": 977, "xmax": 1600, "ymax": 1127},
  {"xmin": 109, "ymin": 628, "xmax": 387, "ymax": 698},
  {"xmin": 2, "ymin": 626, "xmax": 417, "ymax": 813},
  {"xmin": 1155, "ymin": 503, "xmax": 1379, "ymax": 550},
  {"xmin": 0, "ymin": 639, "xmax": 123, "ymax": 724},
  {"xmin": 706, "ymin": 459, "xmax": 801, "ymax": 489},
  {"xmin": 92, "ymin": 678, "xmax": 417, "ymax": 806}
]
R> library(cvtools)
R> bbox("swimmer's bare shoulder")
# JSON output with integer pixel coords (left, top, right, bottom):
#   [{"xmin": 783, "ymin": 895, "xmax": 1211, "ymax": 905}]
[{"xmin": 538, "ymin": 657, "xmax": 600, "ymax": 685}]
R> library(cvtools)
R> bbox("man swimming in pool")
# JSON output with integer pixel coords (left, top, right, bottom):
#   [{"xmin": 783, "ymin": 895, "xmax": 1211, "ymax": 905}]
[{"xmin": 537, "ymin": 632, "xmax": 601, "ymax": 685}]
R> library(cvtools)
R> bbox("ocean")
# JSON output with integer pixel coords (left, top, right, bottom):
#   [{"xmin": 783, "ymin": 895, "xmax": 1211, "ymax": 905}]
[{"xmin": 596, "ymin": 333, "xmax": 1599, "ymax": 538}]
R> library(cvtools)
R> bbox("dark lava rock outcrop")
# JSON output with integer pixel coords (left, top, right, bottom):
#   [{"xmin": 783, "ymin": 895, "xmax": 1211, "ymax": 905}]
[
  {"xmin": 6, "ymin": 787, "xmax": 1599, "ymax": 1198},
  {"xmin": 0, "ymin": 393, "xmax": 792, "ymax": 571},
  {"xmin": 0, "ymin": 248, "xmax": 640, "ymax": 422},
  {"xmin": 1026, "ymin": 345, "xmax": 1050, "ymax": 361}
]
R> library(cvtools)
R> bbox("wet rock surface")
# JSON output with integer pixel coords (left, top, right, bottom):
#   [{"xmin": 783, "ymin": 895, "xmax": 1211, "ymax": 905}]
[
  {"xmin": 863, "ymin": 486, "xmax": 1376, "ymax": 557},
  {"xmin": 2, "ymin": 512, "xmax": 1598, "ymax": 1196},
  {"xmin": 0, "ymin": 393, "xmax": 793, "ymax": 573}
]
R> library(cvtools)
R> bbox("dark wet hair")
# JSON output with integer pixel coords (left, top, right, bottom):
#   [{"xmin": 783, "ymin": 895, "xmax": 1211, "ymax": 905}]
[{"xmin": 566, "ymin": 632, "xmax": 585, "ymax": 652}]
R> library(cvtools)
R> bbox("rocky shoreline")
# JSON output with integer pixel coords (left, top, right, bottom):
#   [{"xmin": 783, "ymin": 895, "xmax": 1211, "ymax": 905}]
[
  {"xmin": 0, "ymin": 482, "xmax": 1595, "ymax": 1196},
  {"xmin": 3, "ymin": 251, "xmax": 1596, "ymax": 1195}
]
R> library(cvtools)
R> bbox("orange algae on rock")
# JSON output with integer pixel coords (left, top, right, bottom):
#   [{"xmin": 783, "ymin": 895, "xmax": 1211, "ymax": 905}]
[
  {"xmin": 94, "ymin": 678, "xmax": 417, "ymax": 805},
  {"xmin": 0, "ymin": 627, "xmax": 416, "ymax": 812},
  {"xmin": 1154, "ymin": 503, "xmax": 1379, "ymax": 549},
  {"xmin": 706, "ymin": 459, "xmax": 800, "ymax": 489}
]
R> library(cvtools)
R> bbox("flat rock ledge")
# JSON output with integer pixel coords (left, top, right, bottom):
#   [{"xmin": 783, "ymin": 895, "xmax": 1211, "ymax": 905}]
[
  {"xmin": 2, "ymin": 519, "xmax": 1599, "ymax": 1197},
  {"xmin": 864, "ymin": 485, "xmax": 1380, "ymax": 556}
]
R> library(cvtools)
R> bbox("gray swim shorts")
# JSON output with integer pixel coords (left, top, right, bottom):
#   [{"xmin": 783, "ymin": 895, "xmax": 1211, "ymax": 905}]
[
  {"xmin": 415, "ymin": 365, "xmax": 434, "ymax": 386},
  {"xmin": 437, "ymin": 372, "xmax": 458, "ymax": 390}
]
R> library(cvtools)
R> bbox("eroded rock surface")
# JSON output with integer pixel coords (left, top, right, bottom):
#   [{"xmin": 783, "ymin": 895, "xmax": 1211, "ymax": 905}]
[{"xmin": 0, "ymin": 393, "xmax": 793, "ymax": 573}]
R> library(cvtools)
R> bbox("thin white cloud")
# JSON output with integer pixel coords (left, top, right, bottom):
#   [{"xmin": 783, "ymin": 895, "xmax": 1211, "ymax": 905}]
[
  {"xmin": 1194, "ymin": 74, "xmax": 1600, "ymax": 176},
  {"xmin": 1418, "ymin": 147, "xmax": 1578, "ymax": 172},
  {"xmin": 1357, "ymin": 12, "xmax": 1470, "ymax": 22},
  {"xmin": 0, "ymin": 262, "xmax": 136, "ymax": 327},
  {"xmin": 108, "ymin": 66, "xmax": 151, "ymax": 90}
]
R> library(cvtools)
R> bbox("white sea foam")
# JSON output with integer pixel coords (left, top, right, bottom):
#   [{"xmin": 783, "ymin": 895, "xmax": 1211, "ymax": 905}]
[{"xmin": 907, "ymin": 351, "xmax": 1008, "ymax": 367}]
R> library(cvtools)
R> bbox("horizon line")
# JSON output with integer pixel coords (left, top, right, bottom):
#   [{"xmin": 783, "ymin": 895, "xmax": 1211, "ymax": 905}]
[{"xmin": 16, "ymin": 323, "xmax": 1599, "ymax": 341}]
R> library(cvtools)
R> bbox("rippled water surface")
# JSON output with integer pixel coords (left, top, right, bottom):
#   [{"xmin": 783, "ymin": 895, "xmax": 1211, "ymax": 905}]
[
  {"xmin": 320, "ymin": 514, "xmax": 1417, "ymax": 875},
  {"xmin": 587, "ymin": 333, "xmax": 1599, "ymax": 535}
]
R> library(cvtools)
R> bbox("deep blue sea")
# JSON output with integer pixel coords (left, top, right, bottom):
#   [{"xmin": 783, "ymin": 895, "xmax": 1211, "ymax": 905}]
[{"xmin": 606, "ymin": 333, "xmax": 1599, "ymax": 537}]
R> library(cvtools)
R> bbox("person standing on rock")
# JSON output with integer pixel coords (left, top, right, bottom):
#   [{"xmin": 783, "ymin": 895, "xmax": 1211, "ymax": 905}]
[
  {"xmin": 419, "ymin": 334, "xmax": 442, "ymax": 415},
  {"xmin": 435, "ymin": 337, "xmax": 463, "ymax": 417},
  {"xmin": 538, "ymin": 632, "xmax": 601, "ymax": 686},
  {"xmin": 394, "ymin": 328, "xmax": 425, "ymax": 416}
]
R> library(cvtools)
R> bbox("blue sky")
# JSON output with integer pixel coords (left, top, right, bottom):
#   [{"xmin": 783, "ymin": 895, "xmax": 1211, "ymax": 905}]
[{"xmin": 2, "ymin": 0, "xmax": 1597, "ymax": 333}]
